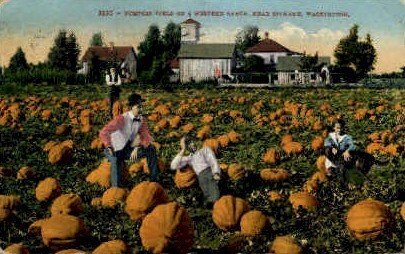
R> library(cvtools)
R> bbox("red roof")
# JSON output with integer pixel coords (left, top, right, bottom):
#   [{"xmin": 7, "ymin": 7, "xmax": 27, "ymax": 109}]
[
  {"xmin": 181, "ymin": 18, "xmax": 201, "ymax": 25},
  {"xmin": 168, "ymin": 58, "xmax": 179, "ymax": 69},
  {"xmin": 82, "ymin": 46, "xmax": 135, "ymax": 62},
  {"xmin": 246, "ymin": 38, "xmax": 294, "ymax": 53}
]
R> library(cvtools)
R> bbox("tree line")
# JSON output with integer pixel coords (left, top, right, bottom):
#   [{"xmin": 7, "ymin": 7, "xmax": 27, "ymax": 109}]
[{"xmin": 2, "ymin": 23, "xmax": 403, "ymax": 85}]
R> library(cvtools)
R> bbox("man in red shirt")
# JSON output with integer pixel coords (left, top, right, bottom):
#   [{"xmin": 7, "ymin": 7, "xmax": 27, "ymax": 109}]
[{"xmin": 99, "ymin": 93, "xmax": 159, "ymax": 186}]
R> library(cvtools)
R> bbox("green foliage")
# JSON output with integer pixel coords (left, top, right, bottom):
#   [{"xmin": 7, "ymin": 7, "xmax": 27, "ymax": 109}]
[
  {"xmin": 299, "ymin": 52, "xmax": 319, "ymax": 72},
  {"xmin": 90, "ymin": 32, "xmax": 104, "ymax": 47},
  {"xmin": 48, "ymin": 29, "xmax": 81, "ymax": 72},
  {"xmin": 235, "ymin": 25, "xmax": 261, "ymax": 53},
  {"xmin": 137, "ymin": 24, "xmax": 164, "ymax": 74},
  {"xmin": 243, "ymin": 55, "xmax": 265, "ymax": 73},
  {"xmin": 334, "ymin": 24, "xmax": 377, "ymax": 81},
  {"xmin": 8, "ymin": 47, "xmax": 29, "ymax": 73},
  {"xmin": 162, "ymin": 22, "xmax": 181, "ymax": 62}
]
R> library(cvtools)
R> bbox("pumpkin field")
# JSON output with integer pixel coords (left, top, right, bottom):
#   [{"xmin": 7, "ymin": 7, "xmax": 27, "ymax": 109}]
[{"xmin": 0, "ymin": 84, "xmax": 404, "ymax": 254}]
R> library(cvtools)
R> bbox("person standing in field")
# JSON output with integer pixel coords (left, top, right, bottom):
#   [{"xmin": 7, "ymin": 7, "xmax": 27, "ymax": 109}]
[
  {"xmin": 170, "ymin": 134, "xmax": 221, "ymax": 208},
  {"xmin": 99, "ymin": 93, "xmax": 160, "ymax": 187},
  {"xmin": 105, "ymin": 67, "xmax": 122, "ymax": 118}
]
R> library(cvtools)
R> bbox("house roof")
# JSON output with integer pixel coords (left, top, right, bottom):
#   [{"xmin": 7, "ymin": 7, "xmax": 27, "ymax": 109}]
[
  {"xmin": 181, "ymin": 18, "xmax": 201, "ymax": 26},
  {"xmin": 82, "ymin": 46, "xmax": 135, "ymax": 62},
  {"xmin": 178, "ymin": 43, "xmax": 235, "ymax": 59},
  {"xmin": 276, "ymin": 56, "xmax": 331, "ymax": 71},
  {"xmin": 246, "ymin": 38, "xmax": 295, "ymax": 53}
]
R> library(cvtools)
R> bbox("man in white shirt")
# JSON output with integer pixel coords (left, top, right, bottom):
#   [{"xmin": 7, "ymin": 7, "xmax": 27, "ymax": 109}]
[
  {"xmin": 171, "ymin": 134, "xmax": 221, "ymax": 208},
  {"xmin": 105, "ymin": 67, "xmax": 122, "ymax": 118}
]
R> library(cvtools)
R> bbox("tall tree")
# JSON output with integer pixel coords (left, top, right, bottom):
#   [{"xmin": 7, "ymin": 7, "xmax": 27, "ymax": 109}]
[
  {"xmin": 162, "ymin": 22, "xmax": 181, "ymax": 61},
  {"xmin": 137, "ymin": 24, "xmax": 164, "ymax": 73},
  {"xmin": 243, "ymin": 55, "xmax": 265, "ymax": 72},
  {"xmin": 235, "ymin": 26, "xmax": 261, "ymax": 53},
  {"xmin": 8, "ymin": 47, "xmax": 29, "ymax": 72},
  {"xmin": 48, "ymin": 30, "xmax": 80, "ymax": 71},
  {"xmin": 299, "ymin": 52, "xmax": 319, "ymax": 72},
  {"xmin": 334, "ymin": 24, "xmax": 376, "ymax": 80},
  {"xmin": 90, "ymin": 32, "xmax": 104, "ymax": 46}
]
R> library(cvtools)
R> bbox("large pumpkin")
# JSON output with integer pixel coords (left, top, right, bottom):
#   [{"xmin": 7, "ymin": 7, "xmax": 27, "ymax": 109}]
[
  {"xmin": 401, "ymin": 202, "xmax": 405, "ymax": 221},
  {"xmin": 0, "ymin": 195, "xmax": 20, "ymax": 221},
  {"xmin": 50, "ymin": 193, "xmax": 83, "ymax": 216},
  {"xmin": 48, "ymin": 140, "xmax": 74, "ymax": 165},
  {"xmin": 174, "ymin": 166, "xmax": 197, "ymax": 189},
  {"xmin": 101, "ymin": 187, "xmax": 128, "ymax": 208},
  {"xmin": 55, "ymin": 249, "xmax": 86, "ymax": 254},
  {"xmin": 227, "ymin": 164, "xmax": 245, "ymax": 181},
  {"xmin": 262, "ymin": 149, "xmax": 280, "ymax": 164},
  {"xmin": 139, "ymin": 202, "xmax": 194, "ymax": 254},
  {"xmin": 289, "ymin": 192, "xmax": 318, "ymax": 211},
  {"xmin": 269, "ymin": 235, "xmax": 302, "ymax": 254},
  {"xmin": 240, "ymin": 210, "xmax": 268, "ymax": 236},
  {"xmin": 92, "ymin": 240, "xmax": 129, "ymax": 254},
  {"xmin": 86, "ymin": 160, "xmax": 111, "ymax": 188},
  {"xmin": 4, "ymin": 243, "xmax": 30, "ymax": 254},
  {"xmin": 125, "ymin": 181, "xmax": 168, "ymax": 221},
  {"xmin": 41, "ymin": 214, "xmax": 88, "ymax": 251},
  {"xmin": 260, "ymin": 168, "xmax": 289, "ymax": 182},
  {"xmin": 35, "ymin": 177, "xmax": 62, "ymax": 202},
  {"xmin": 212, "ymin": 195, "xmax": 250, "ymax": 231},
  {"xmin": 346, "ymin": 199, "xmax": 393, "ymax": 240}
]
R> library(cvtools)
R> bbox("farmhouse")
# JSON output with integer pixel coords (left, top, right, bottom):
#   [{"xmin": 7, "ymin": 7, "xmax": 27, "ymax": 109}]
[
  {"xmin": 79, "ymin": 43, "xmax": 137, "ymax": 81},
  {"xmin": 274, "ymin": 55, "xmax": 331, "ymax": 85},
  {"xmin": 177, "ymin": 18, "xmax": 236, "ymax": 83},
  {"xmin": 245, "ymin": 32, "xmax": 300, "ymax": 65}
]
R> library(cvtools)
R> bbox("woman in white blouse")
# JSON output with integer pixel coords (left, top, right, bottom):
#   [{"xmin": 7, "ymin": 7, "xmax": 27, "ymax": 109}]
[{"xmin": 171, "ymin": 134, "xmax": 221, "ymax": 208}]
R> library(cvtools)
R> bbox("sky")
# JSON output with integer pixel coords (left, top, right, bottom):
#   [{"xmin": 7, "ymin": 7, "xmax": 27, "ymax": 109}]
[{"xmin": 0, "ymin": 0, "xmax": 404, "ymax": 73}]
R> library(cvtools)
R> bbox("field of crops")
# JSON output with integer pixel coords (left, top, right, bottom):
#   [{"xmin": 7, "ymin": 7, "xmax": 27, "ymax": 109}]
[{"xmin": 0, "ymin": 85, "xmax": 404, "ymax": 254}]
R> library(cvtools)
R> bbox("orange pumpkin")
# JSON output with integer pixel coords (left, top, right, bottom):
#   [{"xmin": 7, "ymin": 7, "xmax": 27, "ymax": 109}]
[
  {"xmin": 217, "ymin": 134, "xmax": 230, "ymax": 148},
  {"xmin": 227, "ymin": 164, "xmax": 245, "ymax": 180},
  {"xmin": 4, "ymin": 243, "xmax": 30, "ymax": 254},
  {"xmin": 17, "ymin": 166, "xmax": 35, "ymax": 180},
  {"xmin": 212, "ymin": 195, "xmax": 250, "ymax": 231},
  {"xmin": 125, "ymin": 181, "xmax": 168, "ymax": 221},
  {"xmin": 48, "ymin": 140, "xmax": 74, "ymax": 165},
  {"xmin": 93, "ymin": 240, "xmax": 129, "ymax": 254},
  {"xmin": 140, "ymin": 202, "xmax": 194, "ymax": 254},
  {"xmin": 268, "ymin": 191, "xmax": 285, "ymax": 202},
  {"xmin": 270, "ymin": 235, "xmax": 302, "ymax": 254},
  {"xmin": 260, "ymin": 168, "xmax": 289, "ymax": 182},
  {"xmin": 41, "ymin": 215, "xmax": 88, "ymax": 251},
  {"xmin": 50, "ymin": 194, "xmax": 84, "ymax": 216},
  {"xmin": 346, "ymin": 199, "xmax": 393, "ymax": 240},
  {"xmin": 174, "ymin": 166, "xmax": 197, "ymax": 189},
  {"xmin": 35, "ymin": 177, "xmax": 62, "ymax": 202},
  {"xmin": 0, "ymin": 195, "xmax": 20, "ymax": 221},
  {"xmin": 289, "ymin": 192, "xmax": 318, "ymax": 211},
  {"xmin": 262, "ymin": 149, "xmax": 280, "ymax": 164},
  {"xmin": 240, "ymin": 210, "xmax": 268, "ymax": 236},
  {"xmin": 400, "ymin": 202, "xmax": 405, "ymax": 221},
  {"xmin": 101, "ymin": 187, "xmax": 128, "ymax": 208},
  {"xmin": 203, "ymin": 139, "xmax": 220, "ymax": 154},
  {"xmin": 311, "ymin": 136, "xmax": 324, "ymax": 151},
  {"xmin": 197, "ymin": 125, "xmax": 211, "ymax": 139}
]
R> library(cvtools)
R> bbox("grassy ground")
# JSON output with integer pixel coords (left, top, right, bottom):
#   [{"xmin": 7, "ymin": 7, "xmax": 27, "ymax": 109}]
[{"xmin": 0, "ymin": 84, "xmax": 404, "ymax": 253}]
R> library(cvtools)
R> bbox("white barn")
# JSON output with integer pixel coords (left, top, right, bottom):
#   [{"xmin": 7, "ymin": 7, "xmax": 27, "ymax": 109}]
[{"xmin": 178, "ymin": 43, "xmax": 236, "ymax": 83}]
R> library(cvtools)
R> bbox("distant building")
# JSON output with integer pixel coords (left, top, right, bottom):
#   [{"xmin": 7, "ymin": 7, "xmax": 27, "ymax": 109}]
[
  {"xmin": 245, "ymin": 32, "xmax": 300, "ymax": 65},
  {"xmin": 177, "ymin": 18, "xmax": 236, "ymax": 83},
  {"xmin": 178, "ymin": 43, "xmax": 236, "ymax": 83},
  {"xmin": 79, "ymin": 43, "xmax": 137, "ymax": 81},
  {"xmin": 274, "ymin": 56, "xmax": 331, "ymax": 85},
  {"xmin": 180, "ymin": 18, "xmax": 201, "ymax": 44}
]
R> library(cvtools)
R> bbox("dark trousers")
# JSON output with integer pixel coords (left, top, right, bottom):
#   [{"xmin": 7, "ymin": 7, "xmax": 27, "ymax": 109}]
[
  {"xmin": 197, "ymin": 167, "xmax": 220, "ymax": 204},
  {"xmin": 104, "ymin": 142, "xmax": 159, "ymax": 187},
  {"xmin": 109, "ymin": 86, "xmax": 121, "ymax": 118}
]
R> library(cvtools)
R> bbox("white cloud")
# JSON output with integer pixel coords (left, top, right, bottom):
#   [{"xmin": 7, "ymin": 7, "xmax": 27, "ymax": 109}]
[{"xmin": 401, "ymin": 0, "xmax": 405, "ymax": 5}]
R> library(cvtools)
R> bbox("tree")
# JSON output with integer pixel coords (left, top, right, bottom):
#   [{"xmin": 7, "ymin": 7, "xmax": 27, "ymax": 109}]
[
  {"xmin": 243, "ymin": 55, "xmax": 265, "ymax": 72},
  {"xmin": 90, "ymin": 32, "xmax": 104, "ymax": 46},
  {"xmin": 401, "ymin": 66, "xmax": 405, "ymax": 78},
  {"xmin": 235, "ymin": 26, "xmax": 261, "ymax": 53},
  {"xmin": 334, "ymin": 24, "xmax": 376, "ymax": 81},
  {"xmin": 162, "ymin": 22, "xmax": 181, "ymax": 62},
  {"xmin": 299, "ymin": 52, "xmax": 319, "ymax": 72},
  {"xmin": 8, "ymin": 47, "xmax": 29, "ymax": 72},
  {"xmin": 137, "ymin": 24, "xmax": 164, "ymax": 73},
  {"xmin": 48, "ymin": 30, "xmax": 80, "ymax": 71}
]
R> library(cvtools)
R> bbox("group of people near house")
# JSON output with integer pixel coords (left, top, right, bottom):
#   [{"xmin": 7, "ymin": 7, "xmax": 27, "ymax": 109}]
[{"xmin": 99, "ymin": 77, "xmax": 373, "ymax": 208}]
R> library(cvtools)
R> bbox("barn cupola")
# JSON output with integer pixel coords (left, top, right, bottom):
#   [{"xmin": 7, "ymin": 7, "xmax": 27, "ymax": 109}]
[{"xmin": 180, "ymin": 18, "xmax": 201, "ymax": 44}]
